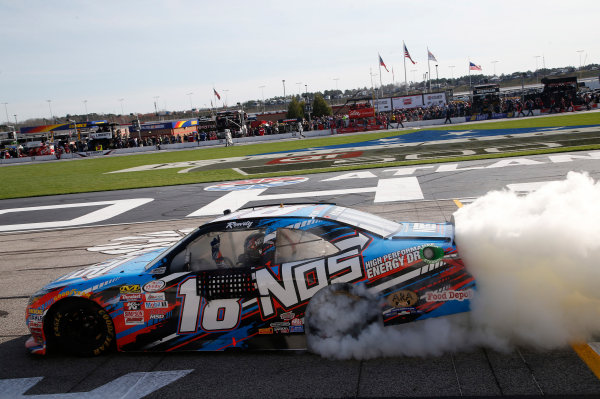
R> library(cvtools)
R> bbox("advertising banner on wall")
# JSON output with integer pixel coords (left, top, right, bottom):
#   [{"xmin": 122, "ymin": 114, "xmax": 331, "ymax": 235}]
[
  {"xmin": 347, "ymin": 108, "xmax": 375, "ymax": 119},
  {"xmin": 89, "ymin": 132, "xmax": 112, "ymax": 140},
  {"xmin": 392, "ymin": 95, "xmax": 424, "ymax": 110},
  {"xmin": 370, "ymin": 98, "xmax": 393, "ymax": 112},
  {"xmin": 423, "ymin": 92, "xmax": 447, "ymax": 107}
]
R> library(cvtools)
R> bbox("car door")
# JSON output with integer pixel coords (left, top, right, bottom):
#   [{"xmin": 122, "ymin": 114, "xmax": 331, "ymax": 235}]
[{"xmin": 169, "ymin": 227, "xmax": 265, "ymax": 349}]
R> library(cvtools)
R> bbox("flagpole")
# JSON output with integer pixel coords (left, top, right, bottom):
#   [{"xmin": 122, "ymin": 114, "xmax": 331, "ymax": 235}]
[
  {"xmin": 468, "ymin": 58, "xmax": 472, "ymax": 89},
  {"xmin": 378, "ymin": 58, "xmax": 383, "ymax": 97},
  {"xmin": 427, "ymin": 47, "xmax": 431, "ymax": 93},
  {"xmin": 403, "ymin": 41, "xmax": 408, "ymax": 95}
]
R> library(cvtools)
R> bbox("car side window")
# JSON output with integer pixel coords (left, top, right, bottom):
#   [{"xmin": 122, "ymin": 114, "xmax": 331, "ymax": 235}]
[
  {"xmin": 170, "ymin": 229, "xmax": 266, "ymax": 272},
  {"xmin": 274, "ymin": 228, "xmax": 339, "ymax": 264}
]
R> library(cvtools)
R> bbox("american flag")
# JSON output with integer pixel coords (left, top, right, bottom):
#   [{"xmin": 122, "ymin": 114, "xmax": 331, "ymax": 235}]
[
  {"xmin": 469, "ymin": 62, "xmax": 482, "ymax": 71},
  {"xmin": 379, "ymin": 54, "xmax": 389, "ymax": 72},
  {"xmin": 404, "ymin": 43, "xmax": 416, "ymax": 64},
  {"xmin": 213, "ymin": 88, "xmax": 221, "ymax": 100}
]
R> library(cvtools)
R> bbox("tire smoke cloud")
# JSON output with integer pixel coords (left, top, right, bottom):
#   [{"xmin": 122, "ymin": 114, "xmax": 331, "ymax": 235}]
[{"xmin": 308, "ymin": 172, "xmax": 600, "ymax": 360}]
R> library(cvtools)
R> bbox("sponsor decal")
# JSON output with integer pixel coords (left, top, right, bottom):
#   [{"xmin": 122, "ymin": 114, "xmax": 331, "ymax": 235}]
[
  {"xmin": 280, "ymin": 312, "xmax": 295, "ymax": 320},
  {"xmin": 145, "ymin": 292, "xmax": 166, "ymax": 301},
  {"xmin": 145, "ymin": 301, "xmax": 169, "ymax": 309},
  {"xmin": 28, "ymin": 308, "xmax": 43, "ymax": 315},
  {"xmin": 387, "ymin": 290, "xmax": 419, "ymax": 307},
  {"xmin": 204, "ymin": 177, "xmax": 308, "ymax": 191},
  {"xmin": 412, "ymin": 223, "xmax": 438, "ymax": 233},
  {"xmin": 143, "ymin": 280, "xmax": 166, "ymax": 292},
  {"xmin": 121, "ymin": 293, "xmax": 143, "ymax": 302},
  {"xmin": 151, "ymin": 266, "xmax": 167, "ymax": 275},
  {"xmin": 125, "ymin": 302, "xmax": 142, "ymax": 311},
  {"xmin": 225, "ymin": 221, "xmax": 253, "ymax": 229},
  {"xmin": 124, "ymin": 310, "xmax": 143, "ymax": 317},
  {"xmin": 270, "ymin": 322, "xmax": 290, "ymax": 327},
  {"xmin": 291, "ymin": 318, "xmax": 303, "ymax": 326},
  {"xmin": 386, "ymin": 307, "xmax": 422, "ymax": 316},
  {"xmin": 28, "ymin": 321, "xmax": 43, "ymax": 329},
  {"xmin": 364, "ymin": 244, "xmax": 435, "ymax": 280},
  {"xmin": 120, "ymin": 284, "xmax": 141, "ymax": 294},
  {"xmin": 256, "ymin": 248, "xmax": 364, "ymax": 317},
  {"xmin": 259, "ymin": 327, "xmax": 273, "ymax": 334},
  {"xmin": 426, "ymin": 289, "xmax": 474, "ymax": 302},
  {"xmin": 273, "ymin": 327, "xmax": 289, "ymax": 333},
  {"xmin": 28, "ymin": 314, "xmax": 43, "ymax": 322},
  {"xmin": 125, "ymin": 316, "xmax": 144, "ymax": 325},
  {"xmin": 290, "ymin": 326, "xmax": 304, "ymax": 333},
  {"xmin": 149, "ymin": 313, "xmax": 165, "ymax": 320}
]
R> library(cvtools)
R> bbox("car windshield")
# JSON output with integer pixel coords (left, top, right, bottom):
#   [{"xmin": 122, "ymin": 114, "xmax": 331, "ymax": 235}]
[
  {"xmin": 144, "ymin": 230, "xmax": 197, "ymax": 271},
  {"xmin": 324, "ymin": 206, "xmax": 401, "ymax": 237}
]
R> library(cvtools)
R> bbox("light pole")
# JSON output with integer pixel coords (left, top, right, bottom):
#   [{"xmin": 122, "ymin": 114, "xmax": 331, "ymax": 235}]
[
  {"xmin": 222, "ymin": 89, "xmax": 229, "ymax": 107},
  {"xmin": 2, "ymin": 102, "xmax": 8, "ymax": 125},
  {"xmin": 296, "ymin": 82, "xmax": 302, "ymax": 97},
  {"xmin": 68, "ymin": 119, "xmax": 78, "ymax": 141},
  {"xmin": 435, "ymin": 65, "xmax": 439, "ymax": 89},
  {"xmin": 282, "ymin": 80, "xmax": 286, "ymax": 101},
  {"xmin": 534, "ymin": 55, "xmax": 542, "ymax": 84},
  {"xmin": 83, "ymin": 100, "xmax": 88, "ymax": 121},
  {"xmin": 153, "ymin": 96, "xmax": 160, "ymax": 115},
  {"xmin": 410, "ymin": 69, "xmax": 417, "ymax": 85},
  {"xmin": 577, "ymin": 50, "xmax": 585, "ymax": 79},
  {"xmin": 259, "ymin": 85, "xmax": 265, "ymax": 114},
  {"xmin": 333, "ymin": 78, "xmax": 340, "ymax": 104},
  {"xmin": 187, "ymin": 92, "xmax": 194, "ymax": 115},
  {"xmin": 305, "ymin": 84, "xmax": 311, "ymax": 124},
  {"xmin": 119, "ymin": 98, "xmax": 125, "ymax": 115},
  {"xmin": 491, "ymin": 60, "xmax": 499, "ymax": 76},
  {"xmin": 47, "ymin": 100, "xmax": 53, "ymax": 121}
]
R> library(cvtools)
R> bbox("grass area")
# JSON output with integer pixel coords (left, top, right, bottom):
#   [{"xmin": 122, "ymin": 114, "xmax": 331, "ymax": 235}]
[{"xmin": 0, "ymin": 112, "xmax": 599, "ymax": 200}]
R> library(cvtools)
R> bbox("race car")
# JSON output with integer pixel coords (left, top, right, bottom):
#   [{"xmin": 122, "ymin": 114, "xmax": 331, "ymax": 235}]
[{"xmin": 25, "ymin": 203, "xmax": 475, "ymax": 356}]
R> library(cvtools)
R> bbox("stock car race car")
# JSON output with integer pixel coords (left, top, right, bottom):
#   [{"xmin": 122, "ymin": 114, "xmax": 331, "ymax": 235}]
[{"xmin": 25, "ymin": 203, "xmax": 475, "ymax": 356}]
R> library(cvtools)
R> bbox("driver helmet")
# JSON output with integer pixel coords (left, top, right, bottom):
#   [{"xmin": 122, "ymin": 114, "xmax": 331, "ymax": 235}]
[{"xmin": 244, "ymin": 232, "xmax": 264, "ymax": 263}]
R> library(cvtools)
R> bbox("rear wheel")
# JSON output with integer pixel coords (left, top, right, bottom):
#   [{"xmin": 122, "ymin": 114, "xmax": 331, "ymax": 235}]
[
  {"xmin": 50, "ymin": 300, "xmax": 115, "ymax": 356},
  {"xmin": 305, "ymin": 284, "xmax": 380, "ymax": 340}
]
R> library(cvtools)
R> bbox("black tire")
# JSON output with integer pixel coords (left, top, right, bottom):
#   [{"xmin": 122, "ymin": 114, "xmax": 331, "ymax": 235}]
[
  {"xmin": 50, "ymin": 299, "xmax": 115, "ymax": 356},
  {"xmin": 305, "ymin": 284, "xmax": 380, "ymax": 340}
]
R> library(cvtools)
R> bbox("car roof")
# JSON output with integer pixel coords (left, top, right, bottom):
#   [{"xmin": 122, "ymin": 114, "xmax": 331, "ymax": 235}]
[{"xmin": 211, "ymin": 203, "xmax": 336, "ymax": 222}]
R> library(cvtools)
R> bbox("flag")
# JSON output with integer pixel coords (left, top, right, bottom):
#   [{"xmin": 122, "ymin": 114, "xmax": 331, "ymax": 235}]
[
  {"xmin": 469, "ymin": 62, "xmax": 482, "ymax": 71},
  {"xmin": 404, "ymin": 43, "xmax": 416, "ymax": 64},
  {"xmin": 427, "ymin": 48, "xmax": 437, "ymax": 62},
  {"xmin": 379, "ymin": 54, "xmax": 389, "ymax": 72},
  {"xmin": 213, "ymin": 88, "xmax": 221, "ymax": 100}
]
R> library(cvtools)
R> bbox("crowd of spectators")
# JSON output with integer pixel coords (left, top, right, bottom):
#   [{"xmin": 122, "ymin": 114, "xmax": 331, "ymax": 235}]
[{"xmin": 3, "ymin": 89, "xmax": 599, "ymax": 159}]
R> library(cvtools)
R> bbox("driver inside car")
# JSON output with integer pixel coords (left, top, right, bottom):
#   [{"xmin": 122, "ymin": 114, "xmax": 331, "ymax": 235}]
[{"xmin": 237, "ymin": 232, "xmax": 265, "ymax": 267}]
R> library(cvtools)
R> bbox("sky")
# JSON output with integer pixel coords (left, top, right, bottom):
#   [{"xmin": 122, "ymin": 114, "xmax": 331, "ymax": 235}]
[{"xmin": 1, "ymin": 0, "xmax": 598, "ymax": 123}]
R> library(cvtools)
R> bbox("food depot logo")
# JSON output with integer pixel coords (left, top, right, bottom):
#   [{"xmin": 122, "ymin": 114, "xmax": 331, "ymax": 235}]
[{"xmin": 426, "ymin": 289, "xmax": 474, "ymax": 302}]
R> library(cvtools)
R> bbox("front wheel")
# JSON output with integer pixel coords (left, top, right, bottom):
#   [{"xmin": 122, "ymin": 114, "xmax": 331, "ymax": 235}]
[{"xmin": 50, "ymin": 300, "xmax": 115, "ymax": 356}]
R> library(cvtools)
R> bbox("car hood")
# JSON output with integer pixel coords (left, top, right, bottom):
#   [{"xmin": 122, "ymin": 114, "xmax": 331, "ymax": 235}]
[{"xmin": 44, "ymin": 248, "xmax": 165, "ymax": 290}]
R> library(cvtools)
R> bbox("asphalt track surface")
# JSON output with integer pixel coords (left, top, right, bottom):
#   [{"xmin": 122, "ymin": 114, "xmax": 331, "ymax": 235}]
[{"xmin": 1, "ymin": 127, "xmax": 600, "ymax": 398}]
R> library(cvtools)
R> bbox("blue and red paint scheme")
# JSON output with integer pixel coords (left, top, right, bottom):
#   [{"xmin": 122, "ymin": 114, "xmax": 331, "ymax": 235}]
[{"xmin": 26, "ymin": 204, "xmax": 474, "ymax": 355}]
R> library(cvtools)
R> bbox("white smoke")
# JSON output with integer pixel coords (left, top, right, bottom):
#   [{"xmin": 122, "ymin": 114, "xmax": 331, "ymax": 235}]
[{"xmin": 308, "ymin": 172, "xmax": 600, "ymax": 360}]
